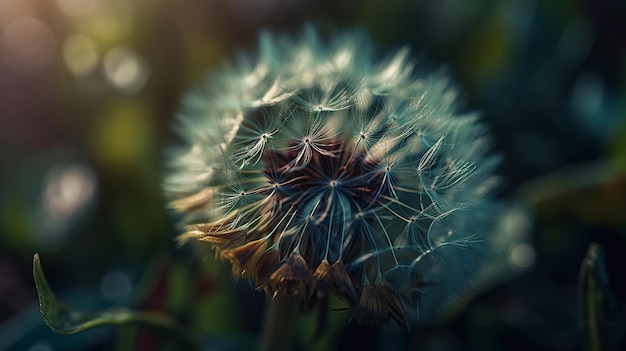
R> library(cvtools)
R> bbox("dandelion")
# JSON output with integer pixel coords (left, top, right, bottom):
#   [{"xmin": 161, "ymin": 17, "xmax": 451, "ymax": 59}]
[{"xmin": 164, "ymin": 27, "xmax": 500, "ymax": 328}]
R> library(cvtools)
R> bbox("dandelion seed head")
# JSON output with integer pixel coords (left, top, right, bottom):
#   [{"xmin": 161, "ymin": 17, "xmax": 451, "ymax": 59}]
[{"xmin": 164, "ymin": 27, "xmax": 499, "ymax": 328}]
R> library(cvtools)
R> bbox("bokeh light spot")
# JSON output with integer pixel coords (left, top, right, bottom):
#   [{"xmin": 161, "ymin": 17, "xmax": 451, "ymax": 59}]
[
  {"xmin": 509, "ymin": 243, "xmax": 536, "ymax": 270},
  {"xmin": 87, "ymin": 0, "xmax": 133, "ymax": 41},
  {"xmin": 43, "ymin": 164, "xmax": 96, "ymax": 224},
  {"xmin": 37, "ymin": 164, "xmax": 97, "ymax": 247},
  {"xmin": 63, "ymin": 34, "xmax": 98, "ymax": 76},
  {"xmin": 1, "ymin": 17, "xmax": 56, "ymax": 74},
  {"xmin": 571, "ymin": 70, "xmax": 606, "ymax": 136},
  {"xmin": 103, "ymin": 47, "xmax": 149, "ymax": 95}
]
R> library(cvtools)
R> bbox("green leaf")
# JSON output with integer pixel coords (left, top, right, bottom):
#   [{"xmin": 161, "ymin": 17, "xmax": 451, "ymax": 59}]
[
  {"xmin": 578, "ymin": 243, "xmax": 617, "ymax": 351},
  {"xmin": 33, "ymin": 253, "xmax": 201, "ymax": 350}
]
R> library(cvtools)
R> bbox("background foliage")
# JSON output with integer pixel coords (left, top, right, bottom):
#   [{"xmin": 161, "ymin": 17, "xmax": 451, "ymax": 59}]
[{"xmin": 1, "ymin": 0, "xmax": 625, "ymax": 350}]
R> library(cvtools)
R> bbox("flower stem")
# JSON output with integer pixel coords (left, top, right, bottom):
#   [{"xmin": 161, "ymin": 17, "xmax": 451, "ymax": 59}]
[{"xmin": 260, "ymin": 295, "xmax": 295, "ymax": 351}]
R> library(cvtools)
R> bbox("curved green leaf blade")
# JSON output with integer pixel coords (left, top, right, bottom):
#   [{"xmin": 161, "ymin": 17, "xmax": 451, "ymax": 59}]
[
  {"xmin": 33, "ymin": 253, "xmax": 105, "ymax": 334},
  {"xmin": 33, "ymin": 253, "xmax": 201, "ymax": 350},
  {"xmin": 578, "ymin": 243, "xmax": 617, "ymax": 351}
]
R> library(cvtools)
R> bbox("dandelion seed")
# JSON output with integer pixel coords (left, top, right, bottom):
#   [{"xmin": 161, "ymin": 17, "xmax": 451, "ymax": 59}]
[{"xmin": 164, "ymin": 27, "xmax": 499, "ymax": 328}]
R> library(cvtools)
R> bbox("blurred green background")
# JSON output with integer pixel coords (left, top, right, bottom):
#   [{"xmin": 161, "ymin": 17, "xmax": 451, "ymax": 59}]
[{"xmin": 1, "ymin": 0, "xmax": 625, "ymax": 350}]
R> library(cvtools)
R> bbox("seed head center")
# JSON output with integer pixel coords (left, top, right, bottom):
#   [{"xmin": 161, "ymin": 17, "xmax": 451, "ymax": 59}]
[{"xmin": 262, "ymin": 138, "xmax": 394, "ymax": 231}]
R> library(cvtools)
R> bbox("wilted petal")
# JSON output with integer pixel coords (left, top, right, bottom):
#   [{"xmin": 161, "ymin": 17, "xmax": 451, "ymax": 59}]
[
  {"xmin": 222, "ymin": 239, "xmax": 267, "ymax": 276},
  {"xmin": 353, "ymin": 284, "xmax": 388, "ymax": 327},
  {"xmin": 268, "ymin": 253, "xmax": 312, "ymax": 297}
]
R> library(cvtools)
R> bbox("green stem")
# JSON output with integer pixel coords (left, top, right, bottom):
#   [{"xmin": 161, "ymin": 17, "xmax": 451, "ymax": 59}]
[
  {"xmin": 118, "ymin": 311, "xmax": 202, "ymax": 351},
  {"xmin": 260, "ymin": 296, "xmax": 295, "ymax": 351}
]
